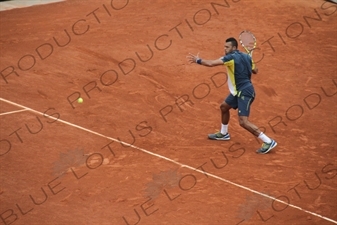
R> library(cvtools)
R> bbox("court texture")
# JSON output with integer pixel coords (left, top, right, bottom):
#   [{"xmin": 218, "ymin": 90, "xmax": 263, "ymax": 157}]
[{"xmin": 0, "ymin": 0, "xmax": 336, "ymax": 224}]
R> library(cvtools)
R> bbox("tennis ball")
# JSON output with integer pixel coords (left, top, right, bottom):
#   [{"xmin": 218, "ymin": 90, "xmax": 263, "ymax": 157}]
[{"xmin": 77, "ymin": 98, "xmax": 83, "ymax": 103}]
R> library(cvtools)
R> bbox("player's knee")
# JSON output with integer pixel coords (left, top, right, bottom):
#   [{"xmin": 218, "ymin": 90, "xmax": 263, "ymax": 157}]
[
  {"xmin": 239, "ymin": 117, "xmax": 248, "ymax": 128},
  {"xmin": 220, "ymin": 103, "xmax": 230, "ymax": 112}
]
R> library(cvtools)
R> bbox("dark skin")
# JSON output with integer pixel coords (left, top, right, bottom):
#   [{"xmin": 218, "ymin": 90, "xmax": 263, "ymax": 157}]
[{"xmin": 187, "ymin": 42, "xmax": 261, "ymax": 137}]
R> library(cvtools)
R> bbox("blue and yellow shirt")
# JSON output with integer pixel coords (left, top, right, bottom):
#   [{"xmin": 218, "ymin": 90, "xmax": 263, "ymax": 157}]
[{"xmin": 220, "ymin": 50, "xmax": 255, "ymax": 96}]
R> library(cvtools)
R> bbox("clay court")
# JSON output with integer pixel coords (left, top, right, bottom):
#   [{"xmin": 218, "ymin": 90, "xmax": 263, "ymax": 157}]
[{"xmin": 0, "ymin": 0, "xmax": 336, "ymax": 224}]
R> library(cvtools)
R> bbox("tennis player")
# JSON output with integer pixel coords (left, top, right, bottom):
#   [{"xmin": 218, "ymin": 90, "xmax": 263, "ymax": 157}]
[{"xmin": 187, "ymin": 37, "xmax": 277, "ymax": 154}]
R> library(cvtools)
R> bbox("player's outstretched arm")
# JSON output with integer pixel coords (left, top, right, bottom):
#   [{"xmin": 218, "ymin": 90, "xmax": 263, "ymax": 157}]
[{"xmin": 187, "ymin": 53, "xmax": 223, "ymax": 67}]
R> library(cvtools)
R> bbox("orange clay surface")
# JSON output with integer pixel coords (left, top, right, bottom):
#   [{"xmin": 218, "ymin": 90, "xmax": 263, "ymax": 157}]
[{"xmin": 0, "ymin": 0, "xmax": 336, "ymax": 224}]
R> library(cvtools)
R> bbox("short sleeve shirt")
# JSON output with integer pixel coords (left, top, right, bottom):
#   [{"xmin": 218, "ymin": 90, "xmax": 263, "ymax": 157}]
[{"xmin": 220, "ymin": 50, "xmax": 255, "ymax": 96}]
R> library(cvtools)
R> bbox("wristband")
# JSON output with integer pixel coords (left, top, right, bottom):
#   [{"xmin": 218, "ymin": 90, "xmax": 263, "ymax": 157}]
[{"xmin": 196, "ymin": 58, "xmax": 202, "ymax": 64}]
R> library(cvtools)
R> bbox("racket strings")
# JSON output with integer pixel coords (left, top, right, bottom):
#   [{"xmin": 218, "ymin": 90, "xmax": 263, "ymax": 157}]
[{"xmin": 240, "ymin": 32, "xmax": 256, "ymax": 51}]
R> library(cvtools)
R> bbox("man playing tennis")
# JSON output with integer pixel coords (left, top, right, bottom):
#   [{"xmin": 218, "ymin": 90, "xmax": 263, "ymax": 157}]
[{"xmin": 187, "ymin": 37, "xmax": 277, "ymax": 154}]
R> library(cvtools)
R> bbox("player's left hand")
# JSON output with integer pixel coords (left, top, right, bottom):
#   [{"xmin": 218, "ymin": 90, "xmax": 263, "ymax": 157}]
[{"xmin": 186, "ymin": 52, "xmax": 200, "ymax": 64}]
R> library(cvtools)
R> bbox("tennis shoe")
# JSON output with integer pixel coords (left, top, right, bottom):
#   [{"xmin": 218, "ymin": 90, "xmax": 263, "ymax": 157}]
[
  {"xmin": 208, "ymin": 132, "xmax": 230, "ymax": 141},
  {"xmin": 256, "ymin": 139, "xmax": 277, "ymax": 154}
]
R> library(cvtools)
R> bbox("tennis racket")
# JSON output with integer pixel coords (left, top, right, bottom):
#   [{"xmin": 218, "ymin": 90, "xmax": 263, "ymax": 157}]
[{"xmin": 239, "ymin": 30, "xmax": 257, "ymax": 57}]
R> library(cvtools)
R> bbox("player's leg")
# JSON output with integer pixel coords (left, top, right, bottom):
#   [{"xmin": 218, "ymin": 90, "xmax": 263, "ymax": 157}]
[
  {"xmin": 239, "ymin": 116, "xmax": 277, "ymax": 154},
  {"xmin": 237, "ymin": 86, "xmax": 277, "ymax": 154},
  {"xmin": 238, "ymin": 116, "xmax": 260, "ymax": 136},
  {"xmin": 220, "ymin": 101, "xmax": 231, "ymax": 133},
  {"xmin": 208, "ymin": 94, "xmax": 236, "ymax": 140}
]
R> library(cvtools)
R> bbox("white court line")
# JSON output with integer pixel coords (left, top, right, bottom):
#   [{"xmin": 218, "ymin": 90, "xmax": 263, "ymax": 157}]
[
  {"xmin": 0, "ymin": 109, "xmax": 29, "ymax": 116},
  {"xmin": 0, "ymin": 97, "xmax": 336, "ymax": 224},
  {"xmin": 0, "ymin": 0, "xmax": 65, "ymax": 12}
]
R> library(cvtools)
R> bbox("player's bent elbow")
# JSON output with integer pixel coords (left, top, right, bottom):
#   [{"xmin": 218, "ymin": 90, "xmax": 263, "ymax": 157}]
[{"xmin": 252, "ymin": 68, "xmax": 258, "ymax": 74}]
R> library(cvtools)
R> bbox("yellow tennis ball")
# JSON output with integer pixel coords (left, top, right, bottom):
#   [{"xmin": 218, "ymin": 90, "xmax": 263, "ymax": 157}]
[{"xmin": 77, "ymin": 98, "xmax": 83, "ymax": 103}]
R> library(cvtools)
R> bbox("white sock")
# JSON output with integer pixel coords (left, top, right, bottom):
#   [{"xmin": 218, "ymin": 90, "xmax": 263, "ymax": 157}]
[
  {"xmin": 221, "ymin": 124, "xmax": 228, "ymax": 135},
  {"xmin": 258, "ymin": 132, "xmax": 272, "ymax": 143}
]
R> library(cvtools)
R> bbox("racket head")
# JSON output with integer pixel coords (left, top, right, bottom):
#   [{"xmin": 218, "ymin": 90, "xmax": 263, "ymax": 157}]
[{"xmin": 239, "ymin": 30, "xmax": 257, "ymax": 56}]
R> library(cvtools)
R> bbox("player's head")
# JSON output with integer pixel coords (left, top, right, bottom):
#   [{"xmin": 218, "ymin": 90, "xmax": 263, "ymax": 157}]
[{"xmin": 225, "ymin": 37, "xmax": 238, "ymax": 55}]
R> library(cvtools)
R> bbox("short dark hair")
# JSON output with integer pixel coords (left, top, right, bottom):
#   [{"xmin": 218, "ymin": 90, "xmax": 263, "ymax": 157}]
[{"xmin": 226, "ymin": 37, "xmax": 238, "ymax": 48}]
